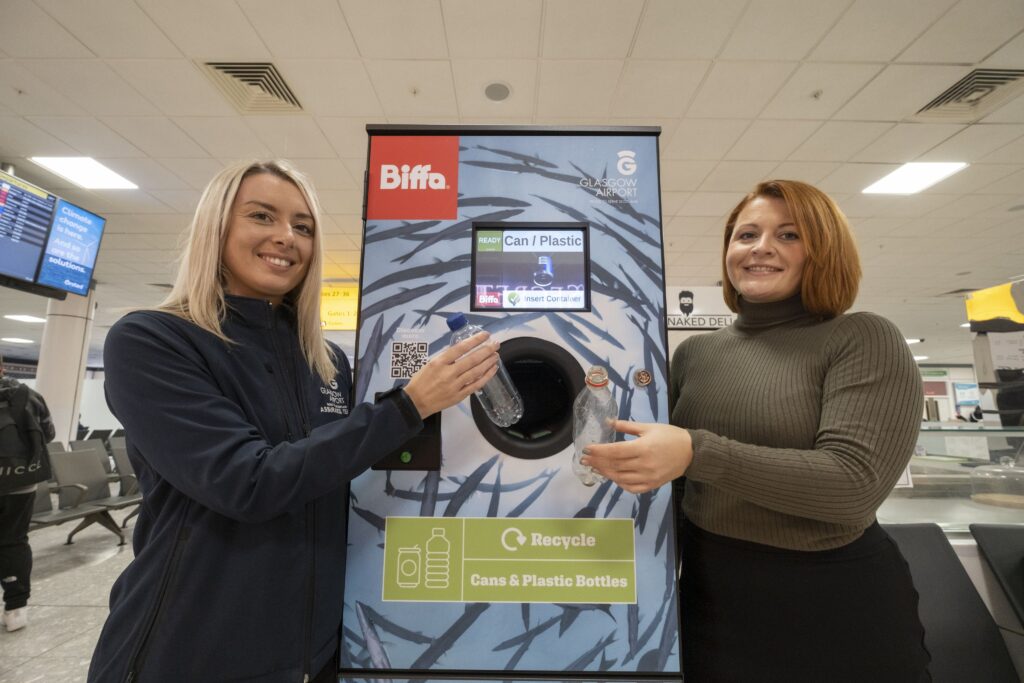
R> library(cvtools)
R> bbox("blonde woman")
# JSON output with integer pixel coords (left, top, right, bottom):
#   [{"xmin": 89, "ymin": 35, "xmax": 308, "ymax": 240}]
[
  {"xmin": 88, "ymin": 160, "xmax": 498, "ymax": 683},
  {"xmin": 583, "ymin": 180, "xmax": 930, "ymax": 681}
]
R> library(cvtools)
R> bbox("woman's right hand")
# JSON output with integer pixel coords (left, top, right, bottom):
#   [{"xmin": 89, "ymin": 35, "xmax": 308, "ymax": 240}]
[{"xmin": 403, "ymin": 332, "xmax": 500, "ymax": 419}]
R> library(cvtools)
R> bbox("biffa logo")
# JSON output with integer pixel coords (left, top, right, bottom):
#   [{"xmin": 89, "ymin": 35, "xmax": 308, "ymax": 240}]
[{"xmin": 367, "ymin": 136, "xmax": 459, "ymax": 220}]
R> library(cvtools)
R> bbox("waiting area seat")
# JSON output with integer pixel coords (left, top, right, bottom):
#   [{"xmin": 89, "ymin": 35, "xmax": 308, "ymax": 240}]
[
  {"xmin": 30, "ymin": 483, "xmax": 109, "ymax": 533},
  {"xmin": 109, "ymin": 440, "xmax": 141, "ymax": 528},
  {"xmin": 884, "ymin": 523, "xmax": 1019, "ymax": 682},
  {"xmin": 46, "ymin": 448, "xmax": 142, "ymax": 545}
]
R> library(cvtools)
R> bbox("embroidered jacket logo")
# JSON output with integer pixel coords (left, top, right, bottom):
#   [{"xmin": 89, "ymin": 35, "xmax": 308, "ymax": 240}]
[
  {"xmin": 367, "ymin": 136, "xmax": 459, "ymax": 220},
  {"xmin": 380, "ymin": 164, "xmax": 447, "ymax": 190}
]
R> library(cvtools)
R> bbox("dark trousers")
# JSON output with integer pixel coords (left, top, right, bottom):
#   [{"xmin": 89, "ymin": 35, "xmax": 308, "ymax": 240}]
[{"xmin": 0, "ymin": 491, "xmax": 35, "ymax": 611}]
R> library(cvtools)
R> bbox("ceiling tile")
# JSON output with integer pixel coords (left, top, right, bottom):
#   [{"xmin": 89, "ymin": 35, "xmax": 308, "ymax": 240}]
[
  {"xmin": 158, "ymin": 158, "xmax": 228, "ymax": 190},
  {"xmin": 662, "ymin": 119, "xmax": 750, "ymax": 160},
  {"xmin": 678, "ymin": 191, "xmax": 742, "ymax": 216},
  {"xmin": 633, "ymin": 0, "xmax": 747, "ymax": 59},
  {"xmin": 36, "ymin": 0, "xmax": 181, "ymax": 58},
  {"xmin": 982, "ymin": 91, "xmax": 1024, "ymax": 124},
  {"xmin": 819, "ymin": 162, "xmax": 900, "ymax": 194},
  {"xmin": 0, "ymin": 62, "xmax": 88, "ymax": 116},
  {"xmin": 293, "ymin": 159, "xmax": 356, "ymax": 191},
  {"xmin": 276, "ymin": 61, "xmax": 382, "ymax": 117},
  {"xmin": 612, "ymin": 61, "xmax": 709, "ymax": 118},
  {"xmin": 101, "ymin": 117, "xmax": 208, "ymax": 157},
  {"xmin": 660, "ymin": 160, "xmax": 716, "ymax": 191},
  {"xmin": 974, "ymin": 167, "xmax": 1024, "ymax": 195},
  {"xmin": 0, "ymin": 116, "xmax": 77, "ymax": 157},
  {"xmin": 537, "ymin": 61, "xmax": 622, "ymax": 118},
  {"xmin": 340, "ymin": 0, "xmax": 448, "ymax": 59},
  {"xmin": 851, "ymin": 123, "xmax": 964, "ymax": 163},
  {"xmin": 451, "ymin": 60, "xmax": 536, "ymax": 118},
  {"xmin": 0, "ymin": 0, "xmax": 92, "ymax": 58},
  {"xmin": 720, "ymin": 0, "xmax": 850, "ymax": 61},
  {"xmin": 172, "ymin": 117, "xmax": 270, "ymax": 158},
  {"xmin": 686, "ymin": 61, "xmax": 796, "ymax": 119},
  {"xmin": 810, "ymin": 0, "xmax": 957, "ymax": 62},
  {"xmin": 365, "ymin": 60, "xmax": 458, "ymax": 118},
  {"xmin": 21, "ymin": 60, "xmax": 160, "ymax": 116},
  {"xmin": 921, "ymin": 162, "xmax": 1022, "ymax": 194},
  {"xmin": 317, "ymin": 117, "xmax": 377, "ymax": 158},
  {"xmin": 725, "ymin": 120, "xmax": 821, "ymax": 161},
  {"xmin": 98, "ymin": 158, "xmax": 191, "ymax": 190},
  {"xmin": 316, "ymin": 189, "xmax": 362, "ymax": 214},
  {"xmin": 760, "ymin": 63, "xmax": 883, "ymax": 120},
  {"xmin": 136, "ymin": 0, "xmax": 270, "ymax": 60},
  {"xmin": 979, "ymin": 134, "xmax": 1024, "ymax": 163},
  {"xmin": 238, "ymin": 0, "xmax": 359, "ymax": 59},
  {"xmin": 109, "ymin": 60, "xmax": 235, "ymax": 117},
  {"xmin": 148, "ymin": 189, "xmax": 202, "ymax": 212},
  {"xmin": 789, "ymin": 121, "xmax": 893, "ymax": 161},
  {"xmin": 769, "ymin": 161, "xmax": 842, "ymax": 184},
  {"xmin": 699, "ymin": 161, "xmax": 777, "ymax": 191},
  {"xmin": 983, "ymin": 29, "xmax": 1024, "ymax": 67},
  {"xmin": 918, "ymin": 124, "xmax": 1024, "ymax": 162},
  {"xmin": 898, "ymin": 0, "xmax": 1024, "ymax": 64},
  {"xmin": 245, "ymin": 116, "xmax": 337, "ymax": 158},
  {"xmin": 26, "ymin": 117, "xmax": 145, "ymax": 157},
  {"xmin": 541, "ymin": 0, "xmax": 642, "ymax": 59},
  {"xmin": 835, "ymin": 65, "xmax": 972, "ymax": 122},
  {"xmin": 444, "ymin": 0, "xmax": 542, "ymax": 58}
]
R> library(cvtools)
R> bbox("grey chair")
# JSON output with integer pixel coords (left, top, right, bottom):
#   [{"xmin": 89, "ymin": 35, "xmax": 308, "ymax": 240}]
[
  {"xmin": 48, "ymin": 448, "xmax": 141, "ymax": 545},
  {"xmin": 70, "ymin": 438, "xmax": 113, "ymax": 471},
  {"xmin": 109, "ymin": 443, "xmax": 142, "ymax": 528},
  {"xmin": 30, "ymin": 485, "xmax": 110, "ymax": 534}
]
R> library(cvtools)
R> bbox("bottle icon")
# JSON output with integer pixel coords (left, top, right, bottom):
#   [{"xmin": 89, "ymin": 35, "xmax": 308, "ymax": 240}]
[
  {"xmin": 446, "ymin": 313, "xmax": 523, "ymax": 428},
  {"xmin": 532, "ymin": 255, "xmax": 554, "ymax": 287},
  {"xmin": 572, "ymin": 366, "xmax": 618, "ymax": 486},
  {"xmin": 424, "ymin": 528, "xmax": 451, "ymax": 589}
]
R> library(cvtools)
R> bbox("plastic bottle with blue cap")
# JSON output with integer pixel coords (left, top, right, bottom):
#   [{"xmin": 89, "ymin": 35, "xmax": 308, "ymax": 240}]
[{"xmin": 446, "ymin": 313, "xmax": 523, "ymax": 428}]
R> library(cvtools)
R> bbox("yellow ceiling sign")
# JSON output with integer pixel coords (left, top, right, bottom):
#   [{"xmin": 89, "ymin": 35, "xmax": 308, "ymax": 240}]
[
  {"xmin": 320, "ymin": 284, "xmax": 359, "ymax": 331},
  {"xmin": 966, "ymin": 281, "xmax": 1024, "ymax": 325}
]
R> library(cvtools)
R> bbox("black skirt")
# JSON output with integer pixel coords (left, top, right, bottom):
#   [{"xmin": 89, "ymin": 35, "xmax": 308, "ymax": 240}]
[{"xmin": 680, "ymin": 519, "xmax": 931, "ymax": 682}]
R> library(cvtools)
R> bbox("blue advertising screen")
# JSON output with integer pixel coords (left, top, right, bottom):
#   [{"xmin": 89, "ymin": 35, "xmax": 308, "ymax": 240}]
[
  {"xmin": 0, "ymin": 170, "xmax": 56, "ymax": 282},
  {"xmin": 35, "ymin": 198, "xmax": 105, "ymax": 296}
]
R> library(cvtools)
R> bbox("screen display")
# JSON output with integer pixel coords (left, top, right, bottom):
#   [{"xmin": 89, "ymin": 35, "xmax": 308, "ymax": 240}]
[
  {"xmin": 0, "ymin": 170, "xmax": 57, "ymax": 283},
  {"xmin": 35, "ymin": 198, "xmax": 105, "ymax": 296},
  {"xmin": 471, "ymin": 223, "xmax": 590, "ymax": 312}
]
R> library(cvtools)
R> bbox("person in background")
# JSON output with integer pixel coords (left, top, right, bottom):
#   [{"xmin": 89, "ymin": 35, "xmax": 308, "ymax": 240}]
[
  {"xmin": 87, "ymin": 160, "xmax": 500, "ymax": 683},
  {"xmin": 0, "ymin": 356, "xmax": 55, "ymax": 633},
  {"xmin": 582, "ymin": 180, "xmax": 930, "ymax": 681},
  {"xmin": 969, "ymin": 405, "xmax": 984, "ymax": 422}
]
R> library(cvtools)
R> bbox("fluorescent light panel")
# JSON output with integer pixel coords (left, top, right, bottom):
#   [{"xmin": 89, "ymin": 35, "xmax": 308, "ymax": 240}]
[
  {"xmin": 905, "ymin": 338, "xmax": 922, "ymax": 345},
  {"xmin": 29, "ymin": 157, "xmax": 137, "ymax": 189},
  {"xmin": 1, "ymin": 337, "xmax": 34, "ymax": 344},
  {"xmin": 4, "ymin": 314, "xmax": 46, "ymax": 323},
  {"xmin": 913, "ymin": 355, "xmax": 929, "ymax": 361},
  {"xmin": 862, "ymin": 162, "xmax": 967, "ymax": 195}
]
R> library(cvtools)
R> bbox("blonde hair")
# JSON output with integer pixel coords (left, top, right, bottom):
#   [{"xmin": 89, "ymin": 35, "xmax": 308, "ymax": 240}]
[
  {"xmin": 721, "ymin": 179, "xmax": 862, "ymax": 317},
  {"xmin": 158, "ymin": 159, "xmax": 335, "ymax": 383}
]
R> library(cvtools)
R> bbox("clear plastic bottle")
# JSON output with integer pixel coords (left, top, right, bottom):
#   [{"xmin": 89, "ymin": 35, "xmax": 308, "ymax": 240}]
[
  {"xmin": 424, "ymin": 528, "xmax": 450, "ymax": 588},
  {"xmin": 446, "ymin": 313, "xmax": 523, "ymax": 427},
  {"xmin": 572, "ymin": 366, "xmax": 618, "ymax": 486}
]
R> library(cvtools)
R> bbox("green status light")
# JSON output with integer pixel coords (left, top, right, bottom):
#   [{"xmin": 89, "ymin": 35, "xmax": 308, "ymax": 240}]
[{"xmin": 400, "ymin": 451, "xmax": 413, "ymax": 464}]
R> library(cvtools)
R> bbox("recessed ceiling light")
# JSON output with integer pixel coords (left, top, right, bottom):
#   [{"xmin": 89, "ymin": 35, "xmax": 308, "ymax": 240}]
[
  {"xmin": 1, "ymin": 337, "xmax": 34, "ymax": 344},
  {"xmin": 862, "ymin": 162, "xmax": 967, "ymax": 194},
  {"xmin": 29, "ymin": 157, "xmax": 137, "ymax": 189},
  {"xmin": 4, "ymin": 314, "xmax": 46, "ymax": 323},
  {"xmin": 905, "ymin": 338, "xmax": 923, "ymax": 345},
  {"xmin": 913, "ymin": 355, "xmax": 929, "ymax": 361},
  {"xmin": 484, "ymin": 82, "xmax": 511, "ymax": 102},
  {"xmin": 960, "ymin": 322, "xmax": 971, "ymax": 328}
]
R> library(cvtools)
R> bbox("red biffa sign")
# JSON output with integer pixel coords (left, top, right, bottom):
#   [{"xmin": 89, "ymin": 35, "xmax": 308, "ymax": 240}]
[{"xmin": 366, "ymin": 136, "xmax": 459, "ymax": 220}]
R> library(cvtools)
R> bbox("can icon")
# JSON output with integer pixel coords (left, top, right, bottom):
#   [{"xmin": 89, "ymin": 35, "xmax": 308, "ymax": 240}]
[{"xmin": 397, "ymin": 546, "xmax": 421, "ymax": 588}]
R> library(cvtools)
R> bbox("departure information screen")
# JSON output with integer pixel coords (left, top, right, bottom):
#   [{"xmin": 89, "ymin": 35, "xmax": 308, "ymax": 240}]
[
  {"xmin": 471, "ymin": 223, "xmax": 590, "ymax": 312},
  {"xmin": 0, "ymin": 170, "xmax": 56, "ymax": 282}
]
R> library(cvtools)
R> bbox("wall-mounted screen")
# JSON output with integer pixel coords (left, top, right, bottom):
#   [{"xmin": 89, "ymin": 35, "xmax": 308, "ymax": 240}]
[
  {"xmin": 0, "ymin": 170, "xmax": 56, "ymax": 283},
  {"xmin": 471, "ymin": 222, "xmax": 590, "ymax": 312},
  {"xmin": 35, "ymin": 198, "xmax": 105, "ymax": 296}
]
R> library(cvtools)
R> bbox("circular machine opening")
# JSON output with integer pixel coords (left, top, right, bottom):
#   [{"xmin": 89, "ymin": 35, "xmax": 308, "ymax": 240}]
[{"xmin": 471, "ymin": 336, "xmax": 585, "ymax": 460}]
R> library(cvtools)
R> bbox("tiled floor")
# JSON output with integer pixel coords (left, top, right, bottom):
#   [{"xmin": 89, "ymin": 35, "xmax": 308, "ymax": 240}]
[{"xmin": 0, "ymin": 500, "xmax": 134, "ymax": 683}]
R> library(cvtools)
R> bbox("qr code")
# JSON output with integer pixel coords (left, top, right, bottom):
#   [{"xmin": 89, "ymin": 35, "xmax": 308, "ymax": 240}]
[{"xmin": 390, "ymin": 342, "xmax": 428, "ymax": 379}]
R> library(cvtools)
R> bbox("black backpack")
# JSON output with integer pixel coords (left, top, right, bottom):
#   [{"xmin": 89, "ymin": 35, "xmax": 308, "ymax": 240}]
[{"xmin": 0, "ymin": 383, "xmax": 52, "ymax": 493}]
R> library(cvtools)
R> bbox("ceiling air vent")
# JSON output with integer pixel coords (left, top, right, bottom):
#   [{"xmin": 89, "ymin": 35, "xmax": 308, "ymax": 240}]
[
  {"xmin": 911, "ymin": 69, "xmax": 1024, "ymax": 123},
  {"xmin": 200, "ymin": 62, "xmax": 302, "ymax": 114}
]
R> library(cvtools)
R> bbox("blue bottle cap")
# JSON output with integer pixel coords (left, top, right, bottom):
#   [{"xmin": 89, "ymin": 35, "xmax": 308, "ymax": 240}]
[{"xmin": 446, "ymin": 313, "xmax": 468, "ymax": 331}]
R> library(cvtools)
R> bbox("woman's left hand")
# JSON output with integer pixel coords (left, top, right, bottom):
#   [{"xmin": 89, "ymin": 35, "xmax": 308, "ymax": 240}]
[{"xmin": 580, "ymin": 420, "xmax": 693, "ymax": 494}]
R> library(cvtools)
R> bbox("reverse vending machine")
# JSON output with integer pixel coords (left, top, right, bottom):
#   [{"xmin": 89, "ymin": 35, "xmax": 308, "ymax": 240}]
[{"xmin": 341, "ymin": 126, "xmax": 680, "ymax": 682}]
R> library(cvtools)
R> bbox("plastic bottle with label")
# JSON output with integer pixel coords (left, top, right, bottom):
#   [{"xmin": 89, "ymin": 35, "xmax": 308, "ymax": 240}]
[
  {"xmin": 446, "ymin": 313, "xmax": 523, "ymax": 428},
  {"xmin": 572, "ymin": 366, "xmax": 618, "ymax": 486}
]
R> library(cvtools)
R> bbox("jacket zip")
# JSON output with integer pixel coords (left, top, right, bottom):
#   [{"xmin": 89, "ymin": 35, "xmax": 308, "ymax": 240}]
[
  {"xmin": 268, "ymin": 307, "xmax": 317, "ymax": 681},
  {"xmin": 124, "ymin": 509, "xmax": 191, "ymax": 682}
]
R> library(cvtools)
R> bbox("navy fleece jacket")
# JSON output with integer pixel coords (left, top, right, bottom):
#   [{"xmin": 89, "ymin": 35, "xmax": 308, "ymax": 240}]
[{"xmin": 88, "ymin": 296, "xmax": 422, "ymax": 683}]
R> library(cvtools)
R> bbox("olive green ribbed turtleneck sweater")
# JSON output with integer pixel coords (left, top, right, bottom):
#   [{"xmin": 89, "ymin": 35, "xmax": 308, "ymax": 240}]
[{"xmin": 670, "ymin": 294, "xmax": 923, "ymax": 551}]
